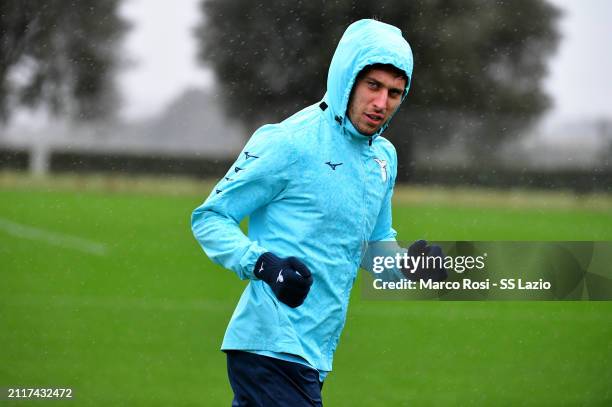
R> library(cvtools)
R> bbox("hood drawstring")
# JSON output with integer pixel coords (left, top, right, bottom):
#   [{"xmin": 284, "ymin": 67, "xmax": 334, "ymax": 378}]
[{"xmin": 368, "ymin": 136, "xmax": 373, "ymax": 146}]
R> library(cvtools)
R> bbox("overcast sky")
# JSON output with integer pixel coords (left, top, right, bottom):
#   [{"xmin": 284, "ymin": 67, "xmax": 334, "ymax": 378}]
[{"xmin": 117, "ymin": 0, "xmax": 612, "ymax": 125}]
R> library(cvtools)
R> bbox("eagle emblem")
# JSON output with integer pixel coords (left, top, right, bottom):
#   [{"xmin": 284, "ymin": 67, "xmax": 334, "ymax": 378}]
[{"xmin": 373, "ymin": 158, "xmax": 387, "ymax": 182}]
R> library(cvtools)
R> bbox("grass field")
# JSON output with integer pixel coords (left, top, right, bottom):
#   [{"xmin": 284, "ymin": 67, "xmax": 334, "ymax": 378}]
[{"xmin": 1, "ymin": 173, "xmax": 611, "ymax": 406}]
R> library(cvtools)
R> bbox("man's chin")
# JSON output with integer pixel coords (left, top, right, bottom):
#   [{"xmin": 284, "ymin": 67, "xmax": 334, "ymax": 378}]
[{"xmin": 359, "ymin": 127, "xmax": 378, "ymax": 137}]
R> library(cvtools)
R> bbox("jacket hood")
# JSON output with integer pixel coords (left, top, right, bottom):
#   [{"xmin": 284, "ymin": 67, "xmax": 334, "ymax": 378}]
[{"xmin": 323, "ymin": 19, "xmax": 414, "ymax": 138}]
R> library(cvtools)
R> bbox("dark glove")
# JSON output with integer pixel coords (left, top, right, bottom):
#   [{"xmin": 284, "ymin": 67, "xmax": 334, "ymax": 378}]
[
  {"xmin": 254, "ymin": 252, "xmax": 313, "ymax": 308},
  {"xmin": 402, "ymin": 240, "xmax": 448, "ymax": 282}
]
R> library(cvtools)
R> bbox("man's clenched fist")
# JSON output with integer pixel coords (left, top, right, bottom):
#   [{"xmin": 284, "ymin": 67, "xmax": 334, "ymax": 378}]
[{"xmin": 254, "ymin": 252, "xmax": 313, "ymax": 308}]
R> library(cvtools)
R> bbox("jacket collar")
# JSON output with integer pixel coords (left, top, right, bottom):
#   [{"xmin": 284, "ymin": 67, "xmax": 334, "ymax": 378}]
[
  {"xmin": 319, "ymin": 99, "xmax": 379, "ymax": 146},
  {"xmin": 345, "ymin": 115, "xmax": 377, "ymax": 145}
]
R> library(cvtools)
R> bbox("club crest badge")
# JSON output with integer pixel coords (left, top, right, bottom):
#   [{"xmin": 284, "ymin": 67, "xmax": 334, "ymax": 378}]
[{"xmin": 373, "ymin": 158, "xmax": 387, "ymax": 182}]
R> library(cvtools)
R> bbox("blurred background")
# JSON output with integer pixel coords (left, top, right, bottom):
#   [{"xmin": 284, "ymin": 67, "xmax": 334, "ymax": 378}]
[
  {"xmin": 1, "ymin": 0, "xmax": 611, "ymax": 189},
  {"xmin": 1, "ymin": 1, "xmax": 611, "ymax": 406}
]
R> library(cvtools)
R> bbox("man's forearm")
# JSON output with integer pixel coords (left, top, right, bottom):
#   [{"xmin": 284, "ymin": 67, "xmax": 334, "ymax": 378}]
[{"xmin": 191, "ymin": 206, "xmax": 266, "ymax": 280}]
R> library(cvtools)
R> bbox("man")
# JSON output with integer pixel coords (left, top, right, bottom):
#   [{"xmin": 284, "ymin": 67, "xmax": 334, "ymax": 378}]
[{"xmin": 192, "ymin": 19, "xmax": 443, "ymax": 406}]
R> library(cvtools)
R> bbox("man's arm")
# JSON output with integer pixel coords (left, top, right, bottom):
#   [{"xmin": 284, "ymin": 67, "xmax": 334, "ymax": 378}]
[{"xmin": 191, "ymin": 124, "xmax": 296, "ymax": 280}]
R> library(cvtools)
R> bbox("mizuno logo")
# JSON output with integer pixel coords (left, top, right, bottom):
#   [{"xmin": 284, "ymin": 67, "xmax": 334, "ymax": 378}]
[
  {"xmin": 276, "ymin": 269, "xmax": 284, "ymax": 283},
  {"xmin": 234, "ymin": 166, "xmax": 244, "ymax": 173},
  {"xmin": 325, "ymin": 161, "xmax": 343, "ymax": 170},
  {"xmin": 244, "ymin": 151, "xmax": 259, "ymax": 159},
  {"xmin": 225, "ymin": 177, "xmax": 233, "ymax": 181},
  {"xmin": 215, "ymin": 189, "xmax": 222, "ymax": 194},
  {"xmin": 374, "ymin": 158, "xmax": 388, "ymax": 182}
]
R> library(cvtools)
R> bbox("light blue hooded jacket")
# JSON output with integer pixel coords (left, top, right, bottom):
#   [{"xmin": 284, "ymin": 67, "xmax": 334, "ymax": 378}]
[{"xmin": 191, "ymin": 19, "xmax": 413, "ymax": 377}]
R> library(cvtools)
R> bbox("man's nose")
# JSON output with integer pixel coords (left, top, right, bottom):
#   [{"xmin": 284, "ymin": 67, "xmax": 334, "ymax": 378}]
[{"xmin": 372, "ymin": 91, "xmax": 388, "ymax": 111}]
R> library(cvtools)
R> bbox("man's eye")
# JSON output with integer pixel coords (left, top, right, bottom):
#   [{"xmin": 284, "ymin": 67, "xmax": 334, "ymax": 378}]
[{"xmin": 367, "ymin": 81, "xmax": 378, "ymax": 89}]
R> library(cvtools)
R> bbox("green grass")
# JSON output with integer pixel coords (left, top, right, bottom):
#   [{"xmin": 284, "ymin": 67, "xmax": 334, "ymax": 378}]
[{"xmin": 1, "ymin": 174, "xmax": 611, "ymax": 406}]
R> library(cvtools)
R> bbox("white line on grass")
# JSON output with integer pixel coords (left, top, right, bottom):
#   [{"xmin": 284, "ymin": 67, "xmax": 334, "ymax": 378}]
[{"xmin": 0, "ymin": 217, "xmax": 108, "ymax": 256}]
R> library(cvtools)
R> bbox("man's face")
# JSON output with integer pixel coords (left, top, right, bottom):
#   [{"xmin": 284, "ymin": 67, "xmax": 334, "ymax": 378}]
[{"xmin": 347, "ymin": 67, "xmax": 406, "ymax": 136}]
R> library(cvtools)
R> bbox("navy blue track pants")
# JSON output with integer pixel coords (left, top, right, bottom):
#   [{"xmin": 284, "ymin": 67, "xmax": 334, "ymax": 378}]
[{"xmin": 226, "ymin": 350, "xmax": 323, "ymax": 406}]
